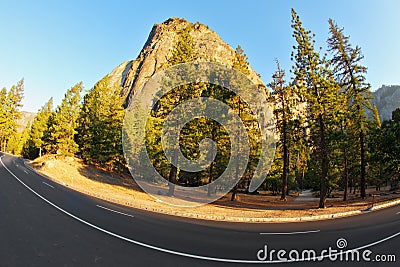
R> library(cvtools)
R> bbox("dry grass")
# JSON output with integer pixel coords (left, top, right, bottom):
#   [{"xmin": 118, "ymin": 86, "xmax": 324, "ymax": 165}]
[{"xmin": 29, "ymin": 155, "xmax": 400, "ymax": 222}]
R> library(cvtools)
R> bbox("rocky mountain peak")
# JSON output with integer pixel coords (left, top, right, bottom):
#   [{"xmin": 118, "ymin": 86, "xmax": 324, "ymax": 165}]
[{"xmin": 107, "ymin": 17, "xmax": 264, "ymax": 106}]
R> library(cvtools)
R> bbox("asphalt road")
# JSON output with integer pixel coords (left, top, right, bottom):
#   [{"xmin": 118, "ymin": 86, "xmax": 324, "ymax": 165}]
[{"xmin": 1, "ymin": 152, "xmax": 399, "ymax": 267}]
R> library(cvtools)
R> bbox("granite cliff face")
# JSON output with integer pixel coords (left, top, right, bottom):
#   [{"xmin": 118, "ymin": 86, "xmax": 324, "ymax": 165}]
[
  {"xmin": 107, "ymin": 17, "xmax": 264, "ymax": 106},
  {"xmin": 372, "ymin": 85, "xmax": 400, "ymax": 121}
]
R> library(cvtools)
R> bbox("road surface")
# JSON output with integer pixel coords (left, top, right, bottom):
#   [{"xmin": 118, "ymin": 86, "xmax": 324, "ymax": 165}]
[{"xmin": 1, "ymin": 152, "xmax": 399, "ymax": 266}]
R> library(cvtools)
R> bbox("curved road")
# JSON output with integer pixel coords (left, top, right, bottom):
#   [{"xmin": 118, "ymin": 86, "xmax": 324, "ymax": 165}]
[{"xmin": 1, "ymin": 153, "xmax": 399, "ymax": 266}]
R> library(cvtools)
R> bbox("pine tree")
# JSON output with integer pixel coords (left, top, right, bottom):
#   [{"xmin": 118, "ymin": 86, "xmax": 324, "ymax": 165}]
[
  {"xmin": 230, "ymin": 45, "xmax": 251, "ymax": 201},
  {"xmin": 25, "ymin": 98, "xmax": 53, "ymax": 158},
  {"xmin": 167, "ymin": 26, "xmax": 196, "ymax": 67},
  {"xmin": 372, "ymin": 104, "xmax": 381, "ymax": 128},
  {"xmin": 366, "ymin": 105, "xmax": 384, "ymax": 190},
  {"xmin": 328, "ymin": 19, "xmax": 373, "ymax": 199},
  {"xmin": 77, "ymin": 76, "xmax": 125, "ymax": 170},
  {"xmin": 162, "ymin": 25, "xmax": 197, "ymax": 196},
  {"xmin": 0, "ymin": 79, "xmax": 24, "ymax": 152},
  {"xmin": 197, "ymin": 84, "xmax": 232, "ymax": 197},
  {"xmin": 0, "ymin": 87, "xmax": 8, "ymax": 150},
  {"xmin": 232, "ymin": 45, "xmax": 250, "ymax": 75},
  {"xmin": 43, "ymin": 83, "xmax": 82, "ymax": 156},
  {"xmin": 338, "ymin": 116, "xmax": 351, "ymax": 200},
  {"xmin": 266, "ymin": 149, "xmax": 284, "ymax": 196},
  {"xmin": 8, "ymin": 122, "xmax": 31, "ymax": 155},
  {"xmin": 291, "ymin": 9, "xmax": 341, "ymax": 208},
  {"xmin": 269, "ymin": 61, "xmax": 297, "ymax": 201},
  {"xmin": 0, "ymin": 88, "xmax": 7, "ymax": 130}
]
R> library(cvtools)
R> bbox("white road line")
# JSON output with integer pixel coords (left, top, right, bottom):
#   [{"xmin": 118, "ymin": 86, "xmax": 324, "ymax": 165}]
[
  {"xmin": 96, "ymin": 205, "xmax": 134, "ymax": 218},
  {"xmin": 260, "ymin": 230, "xmax": 321, "ymax": 235},
  {"xmin": 42, "ymin": 181, "xmax": 55, "ymax": 189},
  {"xmin": 0, "ymin": 155, "xmax": 4, "ymax": 159},
  {"xmin": 1, "ymin": 156, "xmax": 400, "ymax": 264},
  {"xmin": 396, "ymin": 212, "xmax": 400, "ymax": 215}
]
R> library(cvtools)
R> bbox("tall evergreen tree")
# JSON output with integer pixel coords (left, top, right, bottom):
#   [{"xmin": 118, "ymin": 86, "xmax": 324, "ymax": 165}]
[
  {"xmin": 372, "ymin": 105, "xmax": 381, "ymax": 128},
  {"xmin": 0, "ymin": 88, "xmax": 7, "ymax": 131},
  {"xmin": 328, "ymin": 19, "xmax": 373, "ymax": 199},
  {"xmin": 230, "ymin": 45, "xmax": 251, "ymax": 201},
  {"xmin": 77, "ymin": 76, "xmax": 125, "ymax": 170},
  {"xmin": 43, "ymin": 82, "xmax": 82, "ymax": 156},
  {"xmin": 338, "ymin": 114, "xmax": 352, "ymax": 200},
  {"xmin": 197, "ymin": 84, "xmax": 232, "ymax": 197},
  {"xmin": 25, "ymin": 98, "xmax": 53, "ymax": 158},
  {"xmin": 269, "ymin": 61, "xmax": 296, "ymax": 201},
  {"xmin": 366, "ymin": 105, "xmax": 384, "ymax": 190},
  {"xmin": 167, "ymin": 26, "xmax": 196, "ymax": 67},
  {"xmin": 7, "ymin": 122, "xmax": 31, "ymax": 155},
  {"xmin": 162, "ymin": 25, "xmax": 197, "ymax": 196},
  {"xmin": 232, "ymin": 45, "xmax": 250, "ymax": 75},
  {"xmin": 0, "ymin": 79, "xmax": 24, "ymax": 152},
  {"xmin": 291, "ymin": 9, "xmax": 341, "ymax": 208}
]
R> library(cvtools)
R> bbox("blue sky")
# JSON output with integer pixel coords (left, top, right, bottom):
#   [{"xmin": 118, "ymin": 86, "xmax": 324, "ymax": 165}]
[{"xmin": 1, "ymin": 0, "xmax": 399, "ymax": 112}]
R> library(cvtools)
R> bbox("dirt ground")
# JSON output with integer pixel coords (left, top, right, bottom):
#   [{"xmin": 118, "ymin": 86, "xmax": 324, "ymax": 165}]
[{"xmin": 28, "ymin": 155, "xmax": 400, "ymax": 221}]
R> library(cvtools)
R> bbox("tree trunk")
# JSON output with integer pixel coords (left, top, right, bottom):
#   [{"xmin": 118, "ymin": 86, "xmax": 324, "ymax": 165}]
[
  {"xmin": 295, "ymin": 153, "xmax": 305, "ymax": 192},
  {"xmin": 231, "ymin": 97, "xmax": 241, "ymax": 202},
  {"xmin": 168, "ymin": 147, "xmax": 178, "ymax": 196},
  {"xmin": 281, "ymin": 129, "xmax": 289, "ymax": 201},
  {"xmin": 168, "ymin": 164, "xmax": 177, "ymax": 196},
  {"xmin": 360, "ymin": 129, "xmax": 366, "ymax": 199},
  {"xmin": 318, "ymin": 115, "xmax": 328, "ymax": 208},
  {"xmin": 39, "ymin": 147, "xmax": 42, "ymax": 158},
  {"xmin": 341, "ymin": 124, "xmax": 349, "ymax": 201},
  {"xmin": 343, "ymin": 155, "xmax": 349, "ymax": 201},
  {"xmin": 231, "ymin": 184, "xmax": 238, "ymax": 201},
  {"xmin": 207, "ymin": 160, "xmax": 214, "ymax": 197},
  {"xmin": 281, "ymin": 102, "xmax": 288, "ymax": 201},
  {"xmin": 207, "ymin": 126, "xmax": 216, "ymax": 197},
  {"xmin": 231, "ymin": 145, "xmax": 240, "ymax": 201},
  {"xmin": 168, "ymin": 120, "xmax": 180, "ymax": 197}
]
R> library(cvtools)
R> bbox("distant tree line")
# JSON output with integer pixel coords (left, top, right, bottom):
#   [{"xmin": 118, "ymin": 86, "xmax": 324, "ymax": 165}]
[{"xmin": 2, "ymin": 9, "xmax": 399, "ymax": 208}]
